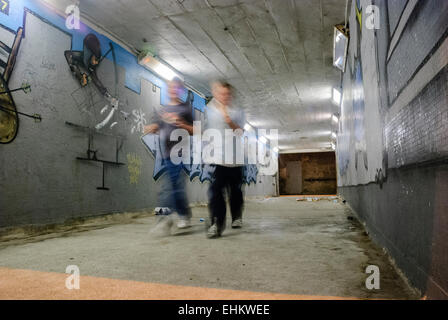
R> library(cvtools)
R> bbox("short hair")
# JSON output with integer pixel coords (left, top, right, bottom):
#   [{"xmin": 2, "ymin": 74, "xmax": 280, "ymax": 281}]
[
  {"xmin": 84, "ymin": 34, "xmax": 102, "ymax": 58},
  {"xmin": 213, "ymin": 79, "xmax": 233, "ymax": 92},
  {"xmin": 171, "ymin": 77, "xmax": 184, "ymax": 86}
]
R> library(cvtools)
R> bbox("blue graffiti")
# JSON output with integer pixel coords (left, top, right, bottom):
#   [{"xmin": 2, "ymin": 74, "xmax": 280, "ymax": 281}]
[
  {"xmin": 0, "ymin": 0, "xmax": 206, "ymax": 111},
  {"xmin": 141, "ymin": 134, "xmax": 258, "ymax": 184}
]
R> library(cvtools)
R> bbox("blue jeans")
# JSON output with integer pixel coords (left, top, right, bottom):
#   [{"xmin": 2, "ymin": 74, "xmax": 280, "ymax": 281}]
[{"xmin": 161, "ymin": 159, "xmax": 191, "ymax": 218}]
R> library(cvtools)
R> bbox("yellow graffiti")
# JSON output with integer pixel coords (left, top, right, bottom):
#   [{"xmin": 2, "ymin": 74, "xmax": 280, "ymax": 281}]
[
  {"xmin": 1, "ymin": 0, "xmax": 7, "ymax": 11},
  {"xmin": 356, "ymin": 5, "xmax": 362, "ymax": 30},
  {"xmin": 127, "ymin": 153, "xmax": 142, "ymax": 185}
]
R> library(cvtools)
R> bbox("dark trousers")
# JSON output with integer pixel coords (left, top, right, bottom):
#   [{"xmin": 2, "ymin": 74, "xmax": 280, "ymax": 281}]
[
  {"xmin": 208, "ymin": 165, "xmax": 244, "ymax": 231},
  {"xmin": 162, "ymin": 159, "xmax": 191, "ymax": 218}
]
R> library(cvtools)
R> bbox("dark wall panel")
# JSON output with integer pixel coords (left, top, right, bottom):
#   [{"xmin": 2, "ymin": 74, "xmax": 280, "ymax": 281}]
[
  {"xmin": 339, "ymin": 0, "xmax": 448, "ymax": 298},
  {"xmin": 387, "ymin": 0, "xmax": 409, "ymax": 36},
  {"xmin": 387, "ymin": 0, "xmax": 448, "ymax": 103},
  {"xmin": 340, "ymin": 162, "xmax": 448, "ymax": 298},
  {"xmin": 386, "ymin": 66, "xmax": 448, "ymax": 168}
]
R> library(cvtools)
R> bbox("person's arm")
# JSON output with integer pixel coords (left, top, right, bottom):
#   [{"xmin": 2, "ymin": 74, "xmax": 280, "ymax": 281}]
[
  {"xmin": 144, "ymin": 109, "xmax": 162, "ymax": 134},
  {"xmin": 161, "ymin": 110, "xmax": 194, "ymax": 135},
  {"xmin": 236, "ymin": 109, "xmax": 246, "ymax": 131},
  {"xmin": 221, "ymin": 107, "xmax": 241, "ymax": 130},
  {"xmin": 175, "ymin": 119, "xmax": 193, "ymax": 135},
  {"xmin": 144, "ymin": 123, "xmax": 159, "ymax": 134},
  {"xmin": 176, "ymin": 109, "xmax": 194, "ymax": 135}
]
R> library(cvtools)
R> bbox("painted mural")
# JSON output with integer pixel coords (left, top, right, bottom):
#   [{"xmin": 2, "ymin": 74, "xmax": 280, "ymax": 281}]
[
  {"xmin": 0, "ymin": 23, "xmax": 20, "ymax": 144},
  {"xmin": 0, "ymin": 21, "xmax": 37, "ymax": 144},
  {"xmin": 64, "ymin": 33, "xmax": 123, "ymax": 131},
  {"xmin": 0, "ymin": 0, "xmax": 262, "ymax": 190},
  {"xmin": 141, "ymin": 133, "xmax": 258, "ymax": 184},
  {"xmin": 337, "ymin": 0, "xmax": 372, "ymax": 183},
  {"xmin": 351, "ymin": 0, "xmax": 368, "ymax": 172}
]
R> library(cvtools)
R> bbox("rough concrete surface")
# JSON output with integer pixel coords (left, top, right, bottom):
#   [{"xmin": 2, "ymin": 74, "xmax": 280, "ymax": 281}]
[{"xmin": 0, "ymin": 198, "xmax": 418, "ymax": 299}]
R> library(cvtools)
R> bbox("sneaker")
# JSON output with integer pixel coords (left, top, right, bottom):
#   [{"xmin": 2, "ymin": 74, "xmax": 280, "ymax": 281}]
[
  {"xmin": 154, "ymin": 207, "xmax": 172, "ymax": 216},
  {"xmin": 207, "ymin": 224, "xmax": 219, "ymax": 239},
  {"xmin": 150, "ymin": 215, "xmax": 173, "ymax": 236},
  {"xmin": 177, "ymin": 218, "xmax": 191, "ymax": 229},
  {"xmin": 231, "ymin": 219, "xmax": 243, "ymax": 229}
]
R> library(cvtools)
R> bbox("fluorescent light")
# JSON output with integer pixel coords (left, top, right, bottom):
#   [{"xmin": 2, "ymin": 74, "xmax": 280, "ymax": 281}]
[
  {"xmin": 332, "ymin": 114, "xmax": 339, "ymax": 123},
  {"xmin": 334, "ymin": 57, "xmax": 343, "ymax": 67},
  {"xmin": 331, "ymin": 142, "xmax": 336, "ymax": 150},
  {"xmin": 335, "ymin": 32, "xmax": 344, "ymax": 42},
  {"xmin": 153, "ymin": 63, "xmax": 179, "ymax": 81},
  {"xmin": 259, "ymin": 136, "xmax": 268, "ymax": 144},
  {"xmin": 138, "ymin": 54, "xmax": 183, "ymax": 81},
  {"xmin": 273, "ymin": 147, "xmax": 279, "ymax": 153},
  {"xmin": 331, "ymin": 132, "xmax": 337, "ymax": 139},
  {"xmin": 332, "ymin": 88, "xmax": 341, "ymax": 105},
  {"xmin": 333, "ymin": 25, "xmax": 349, "ymax": 72},
  {"xmin": 244, "ymin": 123, "xmax": 252, "ymax": 131}
]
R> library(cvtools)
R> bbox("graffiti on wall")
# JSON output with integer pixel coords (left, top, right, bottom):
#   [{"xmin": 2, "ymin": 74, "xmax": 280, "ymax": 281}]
[
  {"xmin": 0, "ymin": 24, "xmax": 21, "ymax": 144},
  {"xmin": 127, "ymin": 153, "xmax": 142, "ymax": 185},
  {"xmin": 352, "ymin": 0, "xmax": 368, "ymax": 172},
  {"xmin": 140, "ymin": 83, "xmax": 260, "ymax": 185},
  {"xmin": 338, "ymin": 0, "xmax": 368, "ymax": 178},
  {"xmin": 130, "ymin": 108, "xmax": 147, "ymax": 134},
  {"xmin": 0, "ymin": 19, "xmax": 39, "ymax": 144},
  {"xmin": 141, "ymin": 133, "xmax": 258, "ymax": 184},
  {"xmin": 65, "ymin": 33, "xmax": 128, "ymax": 132},
  {"xmin": 1, "ymin": 3, "xmax": 261, "ymax": 188}
]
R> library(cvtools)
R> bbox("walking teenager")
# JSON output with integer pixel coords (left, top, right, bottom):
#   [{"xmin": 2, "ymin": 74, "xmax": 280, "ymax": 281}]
[
  {"xmin": 145, "ymin": 78, "xmax": 193, "ymax": 232},
  {"xmin": 204, "ymin": 80, "xmax": 246, "ymax": 238}
]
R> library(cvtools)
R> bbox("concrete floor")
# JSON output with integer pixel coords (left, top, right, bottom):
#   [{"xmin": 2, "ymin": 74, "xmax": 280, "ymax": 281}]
[{"xmin": 0, "ymin": 197, "xmax": 417, "ymax": 299}]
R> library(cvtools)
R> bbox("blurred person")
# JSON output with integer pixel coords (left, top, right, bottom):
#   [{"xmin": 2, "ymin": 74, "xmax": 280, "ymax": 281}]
[
  {"xmin": 204, "ymin": 80, "xmax": 246, "ymax": 238},
  {"xmin": 145, "ymin": 78, "xmax": 193, "ymax": 233}
]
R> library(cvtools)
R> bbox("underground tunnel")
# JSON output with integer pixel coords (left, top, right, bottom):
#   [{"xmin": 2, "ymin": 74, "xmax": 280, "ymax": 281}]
[{"xmin": 0, "ymin": 0, "xmax": 447, "ymax": 305}]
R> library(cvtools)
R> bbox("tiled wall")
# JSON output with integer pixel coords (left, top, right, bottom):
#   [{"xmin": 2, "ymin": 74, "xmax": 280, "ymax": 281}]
[
  {"xmin": 387, "ymin": 0, "xmax": 448, "ymax": 104},
  {"xmin": 338, "ymin": 0, "xmax": 448, "ymax": 298},
  {"xmin": 386, "ymin": 66, "xmax": 448, "ymax": 168}
]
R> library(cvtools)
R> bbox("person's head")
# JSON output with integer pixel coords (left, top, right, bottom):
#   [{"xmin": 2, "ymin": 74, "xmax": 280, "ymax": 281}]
[
  {"xmin": 212, "ymin": 80, "xmax": 233, "ymax": 107},
  {"xmin": 167, "ymin": 77, "xmax": 185, "ymax": 102},
  {"xmin": 83, "ymin": 34, "xmax": 102, "ymax": 68}
]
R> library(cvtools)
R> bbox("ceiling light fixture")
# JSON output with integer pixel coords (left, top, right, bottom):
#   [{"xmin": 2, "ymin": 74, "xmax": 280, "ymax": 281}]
[
  {"xmin": 333, "ymin": 24, "xmax": 349, "ymax": 72},
  {"xmin": 332, "ymin": 114, "xmax": 339, "ymax": 123},
  {"xmin": 138, "ymin": 52, "xmax": 183, "ymax": 81},
  {"xmin": 259, "ymin": 136, "xmax": 268, "ymax": 144},
  {"xmin": 244, "ymin": 123, "xmax": 252, "ymax": 131},
  {"xmin": 332, "ymin": 88, "xmax": 341, "ymax": 105}
]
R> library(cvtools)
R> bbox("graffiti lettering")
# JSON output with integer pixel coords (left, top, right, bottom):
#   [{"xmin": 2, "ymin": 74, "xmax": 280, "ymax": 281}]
[
  {"xmin": 127, "ymin": 153, "xmax": 142, "ymax": 185},
  {"xmin": 0, "ymin": 0, "xmax": 9, "ymax": 15},
  {"xmin": 131, "ymin": 109, "xmax": 147, "ymax": 134},
  {"xmin": 365, "ymin": 5, "xmax": 380, "ymax": 30}
]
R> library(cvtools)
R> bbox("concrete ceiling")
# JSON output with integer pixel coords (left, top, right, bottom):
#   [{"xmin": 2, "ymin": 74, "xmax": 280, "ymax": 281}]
[{"xmin": 50, "ymin": 0, "xmax": 347, "ymax": 152}]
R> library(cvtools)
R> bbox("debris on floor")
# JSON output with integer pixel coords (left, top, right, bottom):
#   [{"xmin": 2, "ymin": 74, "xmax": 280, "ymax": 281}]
[{"xmin": 296, "ymin": 196, "xmax": 339, "ymax": 202}]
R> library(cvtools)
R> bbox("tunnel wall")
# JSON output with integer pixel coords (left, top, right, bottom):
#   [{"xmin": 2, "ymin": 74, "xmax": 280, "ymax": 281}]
[
  {"xmin": 0, "ymin": 2, "xmax": 276, "ymax": 229},
  {"xmin": 337, "ymin": 0, "xmax": 448, "ymax": 298}
]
